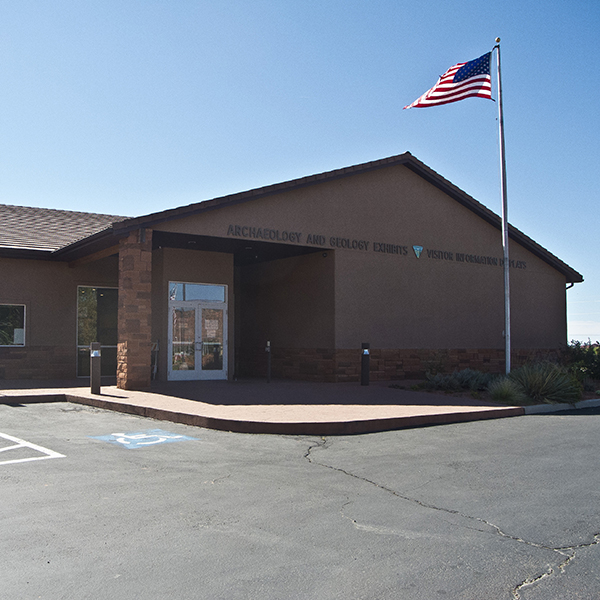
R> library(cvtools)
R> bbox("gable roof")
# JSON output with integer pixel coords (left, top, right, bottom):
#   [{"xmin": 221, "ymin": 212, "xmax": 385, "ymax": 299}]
[
  {"xmin": 0, "ymin": 153, "xmax": 583, "ymax": 283},
  {"xmin": 106, "ymin": 152, "xmax": 511, "ymax": 233},
  {"xmin": 106, "ymin": 151, "xmax": 583, "ymax": 283},
  {"xmin": 0, "ymin": 204, "xmax": 127, "ymax": 254}
]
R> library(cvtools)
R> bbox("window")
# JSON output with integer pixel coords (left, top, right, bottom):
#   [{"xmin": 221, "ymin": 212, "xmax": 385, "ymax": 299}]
[
  {"xmin": 169, "ymin": 282, "xmax": 226, "ymax": 302},
  {"xmin": 0, "ymin": 305, "xmax": 25, "ymax": 346},
  {"xmin": 77, "ymin": 287, "xmax": 118, "ymax": 376}
]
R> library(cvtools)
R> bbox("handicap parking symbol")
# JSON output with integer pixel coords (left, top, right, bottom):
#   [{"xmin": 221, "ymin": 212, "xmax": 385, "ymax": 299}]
[{"xmin": 90, "ymin": 429, "xmax": 197, "ymax": 449}]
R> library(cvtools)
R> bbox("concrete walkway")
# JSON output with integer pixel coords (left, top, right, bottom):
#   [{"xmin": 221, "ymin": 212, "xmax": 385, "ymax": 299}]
[
  {"xmin": 3, "ymin": 378, "xmax": 599, "ymax": 434},
  {"xmin": 0, "ymin": 378, "xmax": 529, "ymax": 435}
]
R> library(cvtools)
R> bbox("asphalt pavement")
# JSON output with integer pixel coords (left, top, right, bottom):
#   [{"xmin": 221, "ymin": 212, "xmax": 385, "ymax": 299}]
[{"xmin": 1, "ymin": 402, "xmax": 599, "ymax": 599}]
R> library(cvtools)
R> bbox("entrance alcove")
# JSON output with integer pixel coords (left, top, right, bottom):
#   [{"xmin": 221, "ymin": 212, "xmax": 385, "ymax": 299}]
[
  {"xmin": 151, "ymin": 231, "xmax": 334, "ymax": 382},
  {"xmin": 235, "ymin": 248, "xmax": 335, "ymax": 380}
]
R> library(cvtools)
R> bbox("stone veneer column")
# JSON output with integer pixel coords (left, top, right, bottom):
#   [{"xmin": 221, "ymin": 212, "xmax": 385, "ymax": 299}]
[{"xmin": 117, "ymin": 228, "xmax": 153, "ymax": 390}]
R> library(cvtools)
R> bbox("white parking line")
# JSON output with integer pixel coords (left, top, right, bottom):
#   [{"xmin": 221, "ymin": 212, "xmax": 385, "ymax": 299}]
[{"xmin": 0, "ymin": 432, "xmax": 65, "ymax": 466}]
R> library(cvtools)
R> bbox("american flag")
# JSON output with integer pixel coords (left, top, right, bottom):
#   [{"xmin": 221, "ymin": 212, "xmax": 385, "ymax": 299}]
[{"xmin": 404, "ymin": 52, "xmax": 493, "ymax": 109}]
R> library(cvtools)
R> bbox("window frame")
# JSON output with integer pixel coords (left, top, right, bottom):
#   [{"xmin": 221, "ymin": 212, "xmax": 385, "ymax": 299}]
[
  {"xmin": 0, "ymin": 303, "xmax": 26, "ymax": 347},
  {"xmin": 76, "ymin": 286, "xmax": 118, "ymax": 378}
]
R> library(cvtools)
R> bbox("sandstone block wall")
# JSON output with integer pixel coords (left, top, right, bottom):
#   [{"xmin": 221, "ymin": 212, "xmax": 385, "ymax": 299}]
[
  {"xmin": 236, "ymin": 346, "xmax": 559, "ymax": 383},
  {"xmin": 117, "ymin": 229, "xmax": 153, "ymax": 390},
  {"xmin": 0, "ymin": 346, "xmax": 73, "ymax": 380}
]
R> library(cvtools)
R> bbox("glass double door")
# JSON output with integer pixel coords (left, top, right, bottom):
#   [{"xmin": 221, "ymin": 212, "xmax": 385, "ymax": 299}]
[{"xmin": 168, "ymin": 302, "xmax": 227, "ymax": 380}]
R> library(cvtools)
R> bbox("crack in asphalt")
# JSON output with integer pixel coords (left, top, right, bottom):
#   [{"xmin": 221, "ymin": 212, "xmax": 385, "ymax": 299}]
[
  {"xmin": 304, "ymin": 438, "xmax": 600, "ymax": 599},
  {"xmin": 512, "ymin": 534, "xmax": 600, "ymax": 599}
]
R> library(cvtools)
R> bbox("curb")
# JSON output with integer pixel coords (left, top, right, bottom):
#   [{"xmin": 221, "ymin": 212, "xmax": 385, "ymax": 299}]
[
  {"xmin": 2, "ymin": 391, "xmax": 599, "ymax": 434},
  {"xmin": 0, "ymin": 391, "xmax": 524, "ymax": 435},
  {"xmin": 524, "ymin": 398, "xmax": 600, "ymax": 415},
  {"xmin": 67, "ymin": 394, "xmax": 526, "ymax": 435}
]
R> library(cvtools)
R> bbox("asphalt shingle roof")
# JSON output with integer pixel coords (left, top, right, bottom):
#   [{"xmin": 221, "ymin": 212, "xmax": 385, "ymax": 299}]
[{"xmin": 0, "ymin": 204, "xmax": 127, "ymax": 252}]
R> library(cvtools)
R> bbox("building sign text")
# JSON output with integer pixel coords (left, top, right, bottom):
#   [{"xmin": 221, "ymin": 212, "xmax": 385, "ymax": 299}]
[{"xmin": 226, "ymin": 224, "xmax": 527, "ymax": 270}]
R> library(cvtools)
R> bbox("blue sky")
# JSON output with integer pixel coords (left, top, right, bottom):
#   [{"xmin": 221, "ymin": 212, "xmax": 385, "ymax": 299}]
[{"xmin": 1, "ymin": 0, "xmax": 598, "ymax": 342}]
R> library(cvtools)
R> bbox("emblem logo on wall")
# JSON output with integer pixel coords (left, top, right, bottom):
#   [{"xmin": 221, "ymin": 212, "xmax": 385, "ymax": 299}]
[{"xmin": 412, "ymin": 245, "xmax": 423, "ymax": 258}]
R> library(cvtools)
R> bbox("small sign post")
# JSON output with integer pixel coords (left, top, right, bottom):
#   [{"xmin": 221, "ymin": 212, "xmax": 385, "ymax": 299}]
[{"xmin": 90, "ymin": 341, "xmax": 101, "ymax": 395}]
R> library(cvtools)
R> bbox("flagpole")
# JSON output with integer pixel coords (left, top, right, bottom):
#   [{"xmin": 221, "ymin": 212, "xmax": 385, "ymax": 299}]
[{"xmin": 494, "ymin": 37, "xmax": 511, "ymax": 374}]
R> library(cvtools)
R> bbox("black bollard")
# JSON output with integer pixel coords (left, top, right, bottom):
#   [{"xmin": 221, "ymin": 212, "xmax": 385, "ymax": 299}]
[
  {"xmin": 90, "ymin": 341, "xmax": 101, "ymax": 395},
  {"xmin": 266, "ymin": 340, "xmax": 271, "ymax": 383},
  {"xmin": 361, "ymin": 343, "xmax": 370, "ymax": 386}
]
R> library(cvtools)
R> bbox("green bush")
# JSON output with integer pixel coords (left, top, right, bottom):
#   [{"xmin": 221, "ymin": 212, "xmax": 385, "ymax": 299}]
[
  {"xmin": 424, "ymin": 368, "xmax": 494, "ymax": 392},
  {"xmin": 508, "ymin": 362, "xmax": 581, "ymax": 405},
  {"xmin": 562, "ymin": 340, "xmax": 600, "ymax": 381},
  {"xmin": 487, "ymin": 377, "xmax": 528, "ymax": 405}
]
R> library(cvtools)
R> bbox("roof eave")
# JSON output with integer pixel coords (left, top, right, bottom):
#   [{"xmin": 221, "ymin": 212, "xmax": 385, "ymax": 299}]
[
  {"xmin": 0, "ymin": 247, "xmax": 56, "ymax": 260},
  {"xmin": 6, "ymin": 152, "xmax": 579, "ymax": 283},
  {"xmin": 108, "ymin": 152, "xmax": 583, "ymax": 284},
  {"xmin": 111, "ymin": 153, "xmax": 420, "ymax": 235},
  {"xmin": 51, "ymin": 226, "xmax": 121, "ymax": 261}
]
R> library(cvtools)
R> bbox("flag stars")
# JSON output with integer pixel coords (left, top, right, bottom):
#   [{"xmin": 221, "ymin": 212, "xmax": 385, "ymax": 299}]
[{"xmin": 454, "ymin": 54, "xmax": 491, "ymax": 83}]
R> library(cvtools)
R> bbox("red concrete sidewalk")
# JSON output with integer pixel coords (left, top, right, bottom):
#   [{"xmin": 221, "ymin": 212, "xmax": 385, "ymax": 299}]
[{"xmin": 0, "ymin": 379, "xmax": 524, "ymax": 435}]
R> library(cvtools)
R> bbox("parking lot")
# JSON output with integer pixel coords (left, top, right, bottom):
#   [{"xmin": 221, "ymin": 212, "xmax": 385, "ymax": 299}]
[{"xmin": 2, "ymin": 401, "xmax": 599, "ymax": 599}]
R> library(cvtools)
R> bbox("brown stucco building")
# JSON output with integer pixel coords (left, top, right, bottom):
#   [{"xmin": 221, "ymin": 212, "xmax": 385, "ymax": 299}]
[{"xmin": 0, "ymin": 153, "xmax": 583, "ymax": 389}]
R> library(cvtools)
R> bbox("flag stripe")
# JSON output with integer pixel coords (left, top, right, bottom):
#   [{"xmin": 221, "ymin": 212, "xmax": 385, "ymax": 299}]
[
  {"xmin": 404, "ymin": 52, "xmax": 493, "ymax": 109},
  {"xmin": 424, "ymin": 86, "xmax": 492, "ymax": 102},
  {"xmin": 426, "ymin": 83, "xmax": 491, "ymax": 98}
]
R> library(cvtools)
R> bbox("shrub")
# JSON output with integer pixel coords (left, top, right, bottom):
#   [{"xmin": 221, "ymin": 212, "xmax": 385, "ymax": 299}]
[
  {"xmin": 508, "ymin": 362, "xmax": 581, "ymax": 404},
  {"xmin": 487, "ymin": 377, "xmax": 528, "ymax": 405},
  {"xmin": 455, "ymin": 369, "xmax": 495, "ymax": 391},
  {"xmin": 423, "ymin": 372, "xmax": 459, "ymax": 392},
  {"xmin": 562, "ymin": 340, "xmax": 600, "ymax": 381},
  {"xmin": 424, "ymin": 369, "xmax": 494, "ymax": 392}
]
